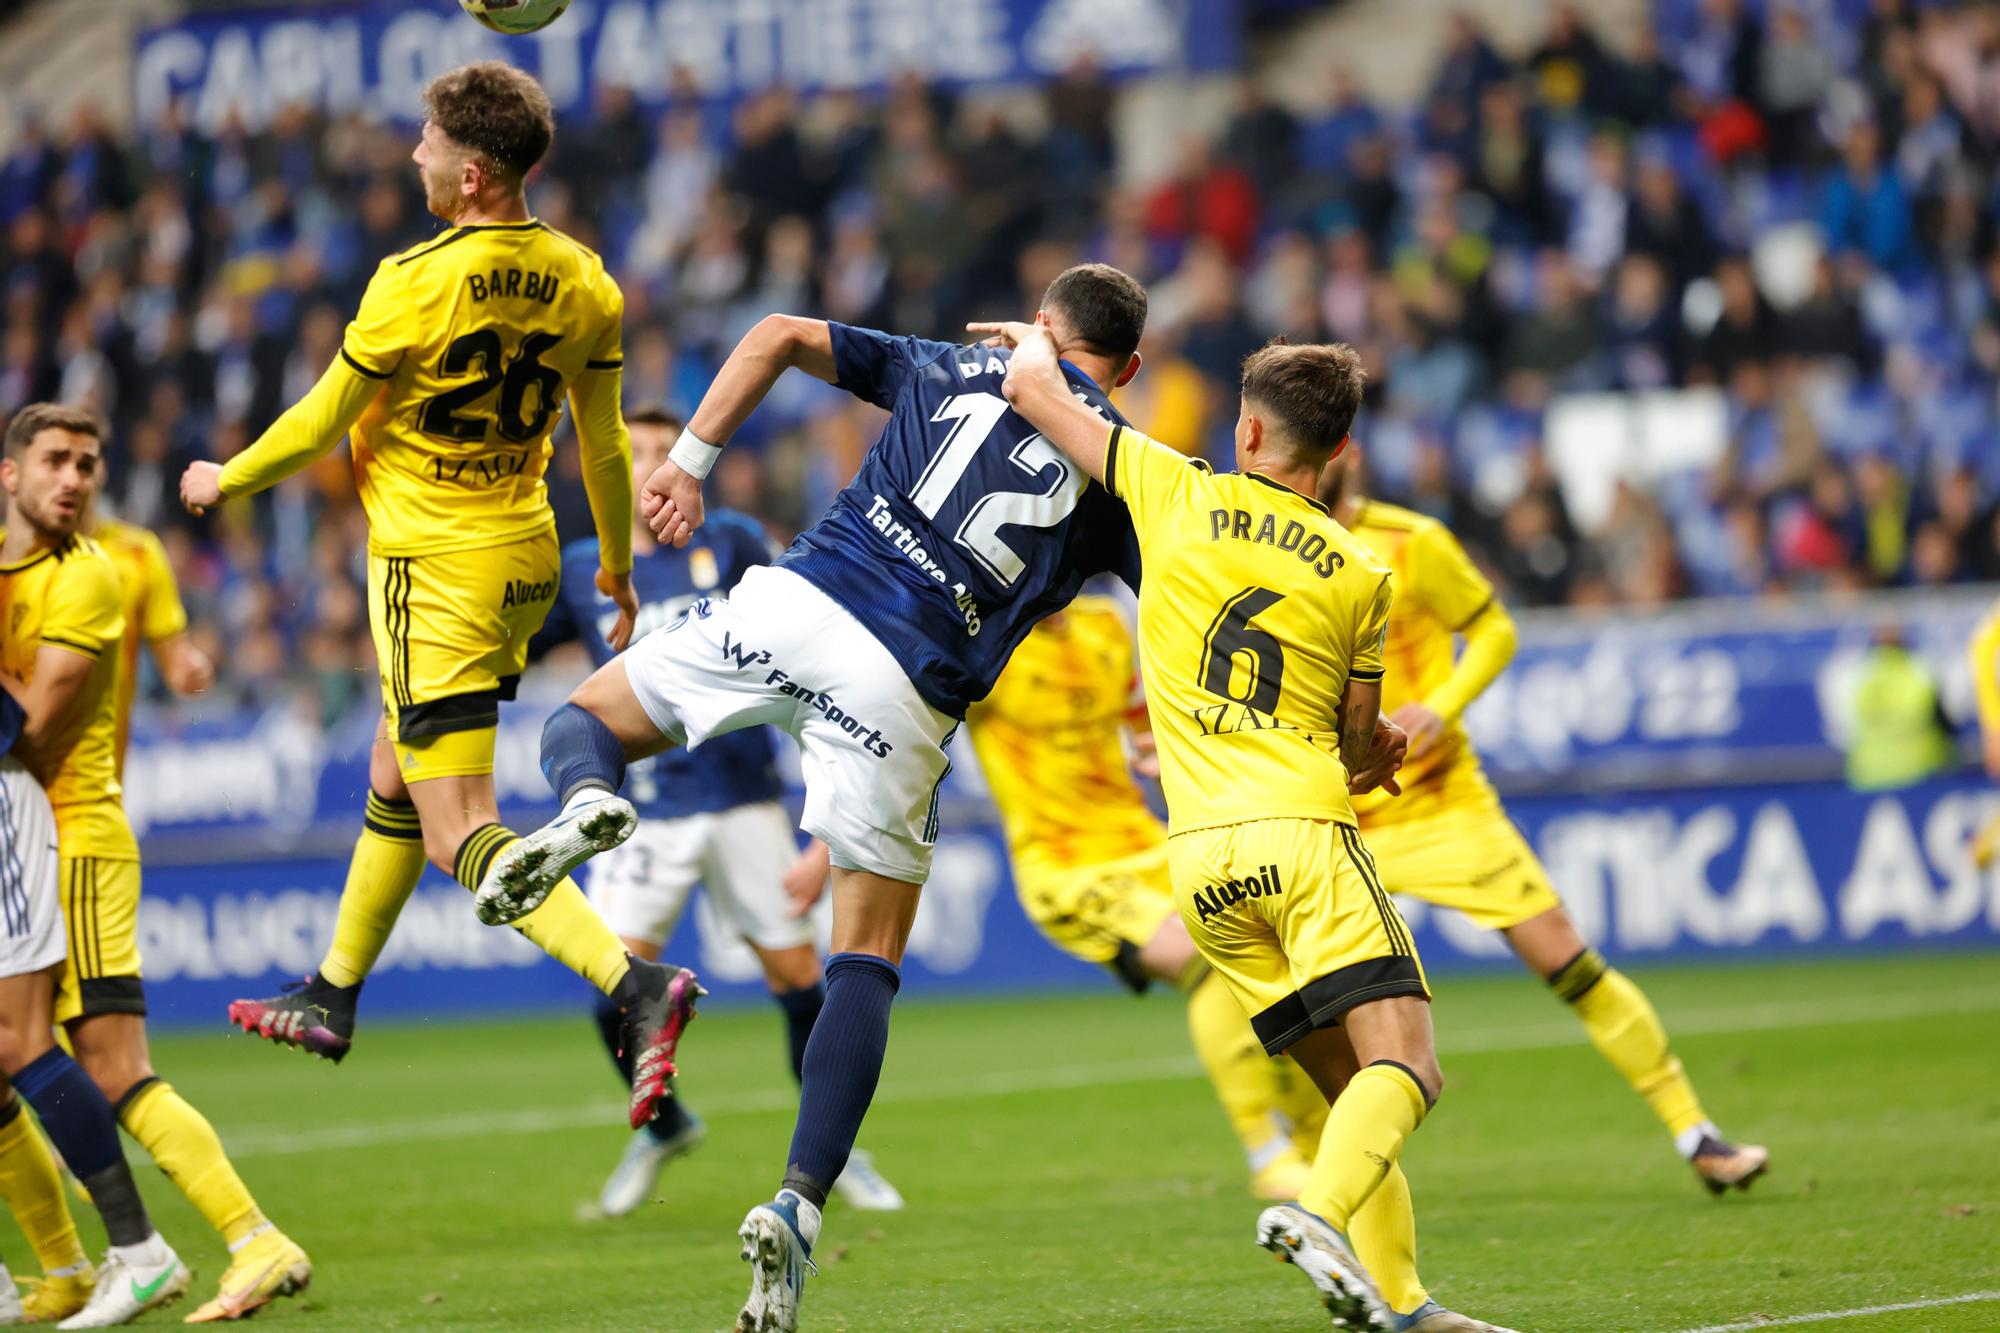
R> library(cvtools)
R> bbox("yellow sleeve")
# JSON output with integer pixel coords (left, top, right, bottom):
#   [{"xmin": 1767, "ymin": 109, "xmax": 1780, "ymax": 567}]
[
  {"xmin": 568, "ymin": 366, "xmax": 634, "ymax": 577},
  {"xmin": 218, "ymin": 357, "xmax": 381, "ymax": 499},
  {"xmin": 1406, "ymin": 523, "xmax": 1516, "ymax": 723},
  {"xmin": 584, "ymin": 270, "xmax": 623, "ymax": 371},
  {"xmin": 1349, "ymin": 574, "xmax": 1392, "ymax": 684},
  {"xmin": 1104, "ymin": 424, "xmax": 1204, "ymax": 539},
  {"xmin": 42, "ymin": 553, "xmax": 125, "ymax": 660},
  {"xmin": 1971, "ymin": 604, "xmax": 2000, "ymax": 737},
  {"xmin": 133, "ymin": 529, "xmax": 189, "ymax": 642},
  {"xmin": 341, "ymin": 258, "xmax": 411, "ymax": 380}
]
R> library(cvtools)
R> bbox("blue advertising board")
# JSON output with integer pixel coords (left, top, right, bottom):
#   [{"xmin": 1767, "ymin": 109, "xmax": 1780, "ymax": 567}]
[
  {"xmin": 135, "ymin": 771, "xmax": 2000, "ymax": 1027},
  {"xmin": 123, "ymin": 591, "xmax": 2000, "ymax": 1026},
  {"xmin": 132, "ymin": 0, "xmax": 1242, "ymax": 133},
  {"xmin": 1465, "ymin": 590, "xmax": 1992, "ymax": 786}
]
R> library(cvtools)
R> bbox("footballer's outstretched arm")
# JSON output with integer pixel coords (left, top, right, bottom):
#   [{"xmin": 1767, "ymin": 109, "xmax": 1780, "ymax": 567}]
[
  {"xmin": 983, "ymin": 322, "xmax": 1115, "ymax": 483},
  {"xmin": 568, "ymin": 365, "xmax": 640, "ymax": 649},
  {"xmin": 179, "ymin": 359, "xmax": 379, "ymax": 512},
  {"xmin": 641, "ymin": 316, "xmax": 836, "ymax": 547}
]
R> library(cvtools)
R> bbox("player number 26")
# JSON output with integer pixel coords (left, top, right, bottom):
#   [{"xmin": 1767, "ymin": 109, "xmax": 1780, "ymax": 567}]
[
  {"xmin": 908, "ymin": 392, "xmax": 1086, "ymax": 586},
  {"xmin": 419, "ymin": 327, "xmax": 566, "ymax": 446}
]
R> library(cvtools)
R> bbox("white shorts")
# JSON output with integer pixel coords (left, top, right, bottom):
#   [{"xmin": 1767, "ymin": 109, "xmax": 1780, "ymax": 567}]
[
  {"xmin": 623, "ymin": 565, "xmax": 958, "ymax": 885},
  {"xmin": 586, "ymin": 800, "xmax": 813, "ymax": 951},
  {"xmin": 0, "ymin": 759, "xmax": 66, "ymax": 980}
]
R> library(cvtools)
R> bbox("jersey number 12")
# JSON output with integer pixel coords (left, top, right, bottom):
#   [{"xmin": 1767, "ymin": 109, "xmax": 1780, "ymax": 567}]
[{"xmin": 908, "ymin": 392, "xmax": 1084, "ymax": 586}]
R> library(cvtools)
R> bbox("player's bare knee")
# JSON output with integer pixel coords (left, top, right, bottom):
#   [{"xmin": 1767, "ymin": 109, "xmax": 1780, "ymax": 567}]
[{"xmin": 756, "ymin": 945, "xmax": 823, "ymax": 993}]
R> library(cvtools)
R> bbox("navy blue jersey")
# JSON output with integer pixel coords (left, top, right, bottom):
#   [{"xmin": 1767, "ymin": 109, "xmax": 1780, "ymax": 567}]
[
  {"xmin": 775, "ymin": 323, "xmax": 1142, "ymax": 717},
  {"xmin": 536, "ymin": 514, "xmax": 783, "ymax": 818}
]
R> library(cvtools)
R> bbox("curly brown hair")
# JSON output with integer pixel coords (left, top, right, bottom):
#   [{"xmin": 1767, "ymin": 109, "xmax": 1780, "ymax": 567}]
[
  {"xmin": 422, "ymin": 62, "xmax": 555, "ymax": 181},
  {"xmin": 1240, "ymin": 340, "xmax": 1366, "ymax": 461}
]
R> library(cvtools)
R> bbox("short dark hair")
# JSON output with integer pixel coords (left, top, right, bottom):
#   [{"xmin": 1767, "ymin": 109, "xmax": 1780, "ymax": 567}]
[
  {"xmin": 1240, "ymin": 340, "xmax": 1366, "ymax": 461},
  {"xmin": 1041, "ymin": 263, "xmax": 1148, "ymax": 363},
  {"xmin": 4, "ymin": 403, "xmax": 100, "ymax": 458},
  {"xmin": 423, "ymin": 62, "xmax": 555, "ymax": 180},
  {"xmin": 624, "ymin": 405, "xmax": 683, "ymax": 432}
]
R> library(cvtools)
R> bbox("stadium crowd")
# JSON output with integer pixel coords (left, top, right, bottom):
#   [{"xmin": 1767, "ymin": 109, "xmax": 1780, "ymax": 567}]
[{"xmin": 4, "ymin": 0, "xmax": 2000, "ymax": 712}]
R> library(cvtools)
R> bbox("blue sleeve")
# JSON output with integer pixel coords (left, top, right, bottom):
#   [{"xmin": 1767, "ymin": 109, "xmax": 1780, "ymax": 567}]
[
  {"xmin": 0, "ymin": 690, "xmax": 22, "ymax": 756},
  {"xmin": 827, "ymin": 322, "xmax": 960, "ymax": 410}
]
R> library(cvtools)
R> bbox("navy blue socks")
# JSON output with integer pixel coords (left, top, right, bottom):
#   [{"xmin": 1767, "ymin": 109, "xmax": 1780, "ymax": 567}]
[
  {"xmin": 782, "ymin": 952, "xmax": 899, "ymax": 1207},
  {"xmin": 542, "ymin": 702, "xmax": 629, "ymax": 805},
  {"xmin": 774, "ymin": 982, "xmax": 826, "ymax": 1084},
  {"xmin": 593, "ymin": 991, "xmax": 696, "ymax": 1144},
  {"xmin": 15, "ymin": 1049, "xmax": 153, "ymax": 1245}
]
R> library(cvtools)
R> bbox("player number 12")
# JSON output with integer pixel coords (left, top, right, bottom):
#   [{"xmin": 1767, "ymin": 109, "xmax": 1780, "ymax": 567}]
[{"xmin": 907, "ymin": 392, "xmax": 1085, "ymax": 586}]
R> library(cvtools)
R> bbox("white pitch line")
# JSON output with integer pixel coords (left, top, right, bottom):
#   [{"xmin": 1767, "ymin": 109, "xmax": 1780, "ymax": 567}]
[
  {"xmin": 1673, "ymin": 1290, "xmax": 2000, "ymax": 1331},
  {"xmin": 218, "ymin": 984, "xmax": 2000, "ymax": 1160}
]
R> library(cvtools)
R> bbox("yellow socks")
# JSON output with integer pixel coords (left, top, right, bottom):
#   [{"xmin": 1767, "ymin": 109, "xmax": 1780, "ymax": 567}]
[
  {"xmin": 116, "ymin": 1079, "xmax": 266, "ymax": 1246},
  {"xmin": 1185, "ymin": 972, "xmax": 1296, "ymax": 1165},
  {"xmin": 1348, "ymin": 1162, "xmax": 1429, "ymax": 1316},
  {"xmin": 0, "ymin": 1097, "xmax": 86, "ymax": 1276},
  {"xmin": 320, "ymin": 791, "xmax": 427, "ymax": 987},
  {"xmin": 1552, "ymin": 949, "xmax": 1708, "ymax": 1138},
  {"xmin": 452, "ymin": 825, "xmax": 631, "ymax": 996},
  {"xmin": 1299, "ymin": 1061, "xmax": 1428, "ymax": 1231}
]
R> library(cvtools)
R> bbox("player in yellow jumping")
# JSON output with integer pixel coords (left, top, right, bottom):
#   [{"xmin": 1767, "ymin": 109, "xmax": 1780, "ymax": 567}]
[
  {"xmin": 989, "ymin": 324, "xmax": 1515, "ymax": 1332},
  {"xmin": 179, "ymin": 63, "xmax": 703, "ymax": 1132},
  {"xmin": 1326, "ymin": 457, "xmax": 1769, "ymax": 1195},
  {"xmin": 0, "ymin": 403, "xmax": 298, "ymax": 1324},
  {"xmin": 967, "ymin": 599, "xmax": 1328, "ymax": 1199}
]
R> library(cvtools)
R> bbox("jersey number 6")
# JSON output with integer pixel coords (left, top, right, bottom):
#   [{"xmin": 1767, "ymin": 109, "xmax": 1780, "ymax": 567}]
[
  {"xmin": 1201, "ymin": 586, "xmax": 1286, "ymax": 713},
  {"xmin": 420, "ymin": 328, "xmax": 565, "ymax": 445}
]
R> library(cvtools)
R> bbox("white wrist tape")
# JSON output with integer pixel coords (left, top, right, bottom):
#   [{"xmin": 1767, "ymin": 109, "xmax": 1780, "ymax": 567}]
[{"xmin": 669, "ymin": 427, "xmax": 722, "ymax": 480}]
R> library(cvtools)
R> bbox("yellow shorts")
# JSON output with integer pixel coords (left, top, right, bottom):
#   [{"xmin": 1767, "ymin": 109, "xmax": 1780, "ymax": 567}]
[
  {"xmin": 55, "ymin": 856, "xmax": 145, "ymax": 1023},
  {"xmin": 1016, "ymin": 844, "xmax": 1179, "ymax": 992},
  {"xmin": 1170, "ymin": 818, "xmax": 1428, "ymax": 1056},
  {"xmin": 368, "ymin": 529, "xmax": 560, "ymax": 774},
  {"xmin": 1360, "ymin": 788, "xmax": 1561, "ymax": 933}
]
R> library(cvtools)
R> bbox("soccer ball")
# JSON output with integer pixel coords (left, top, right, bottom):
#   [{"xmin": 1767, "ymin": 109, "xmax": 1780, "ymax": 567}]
[{"xmin": 459, "ymin": 0, "xmax": 572, "ymax": 35}]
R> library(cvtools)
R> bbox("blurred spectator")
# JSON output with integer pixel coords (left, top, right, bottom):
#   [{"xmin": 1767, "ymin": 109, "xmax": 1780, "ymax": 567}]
[
  {"xmin": 8, "ymin": 0, "xmax": 2000, "ymax": 721},
  {"xmin": 1841, "ymin": 623, "xmax": 1957, "ymax": 790}
]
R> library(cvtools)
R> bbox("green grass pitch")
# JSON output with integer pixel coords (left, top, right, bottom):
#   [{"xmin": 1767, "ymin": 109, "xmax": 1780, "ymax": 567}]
[{"xmin": 42, "ymin": 952, "xmax": 2000, "ymax": 1331}]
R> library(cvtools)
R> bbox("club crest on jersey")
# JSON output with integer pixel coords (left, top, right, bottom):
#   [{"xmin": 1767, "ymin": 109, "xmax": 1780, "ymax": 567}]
[
  {"xmin": 689, "ymin": 547, "xmax": 719, "ymax": 589},
  {"xmin": 1191, "ymin": 865, "xmax": 1285, "ymax": 921}
]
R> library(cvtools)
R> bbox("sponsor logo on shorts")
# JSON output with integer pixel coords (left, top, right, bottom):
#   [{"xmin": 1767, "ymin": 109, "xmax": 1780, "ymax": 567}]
[
  {"xmin": 763, "ymin": 669, "xmax": 894, "ymax": 758},
  {"xmin": 501, "ymin": 577, "xmax": 556, "ymax": 609},
  {"xmin": 720, "ymin": 631, "xmax": 773, "ymax": 671},
  {"xmin": 1190, "ymin": 864, "xmax": 1285, "ymax": 921}
]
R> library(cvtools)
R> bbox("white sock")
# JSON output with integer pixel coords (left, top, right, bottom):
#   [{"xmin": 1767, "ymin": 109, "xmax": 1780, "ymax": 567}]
[
  {"xmin": 1675, "ymin": 1121, "xmax": 1721, "ymax": 1159},
  {"xmin": 562, "ymin": 785, "xmax": 615, "ymax": 817},
  {"xmin": 1247, "ymin": 1134, "xmax": 1295, "ymax": 1173},
  {"xmin": 109, "ymin": 1232, "xmax": 170, "ymax": 1270},
  {"xmin": 226, "ymin": 1221, "xmax": 272, "ymax": 1255},
  {"xmin": 779, "ymin": 1190, "xmax": 823, "ymax": 1248}
]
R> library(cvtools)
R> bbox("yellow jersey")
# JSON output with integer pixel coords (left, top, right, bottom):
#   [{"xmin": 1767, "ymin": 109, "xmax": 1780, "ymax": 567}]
[
  {"xmin": 91, "ymin": 517, "xmax": 190, "ymax": 773},
  {"xmin": 967, "ymin": 597, "xmax": 1162, "ymax": 880},
  {"xmin": 1106, "ymin": 426, "xmax": 1392, "ymax": 835},
  {"xmin": 221, "ymin": 219, "xmax": 626, "ymax": 559},
  {"xmin": 1344, "ymin": 501, "xmax": 1501, "ymax": 825},
  {"xmin": 0, "ymin": 535, "xmax": 137, "ymax": 860}
]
